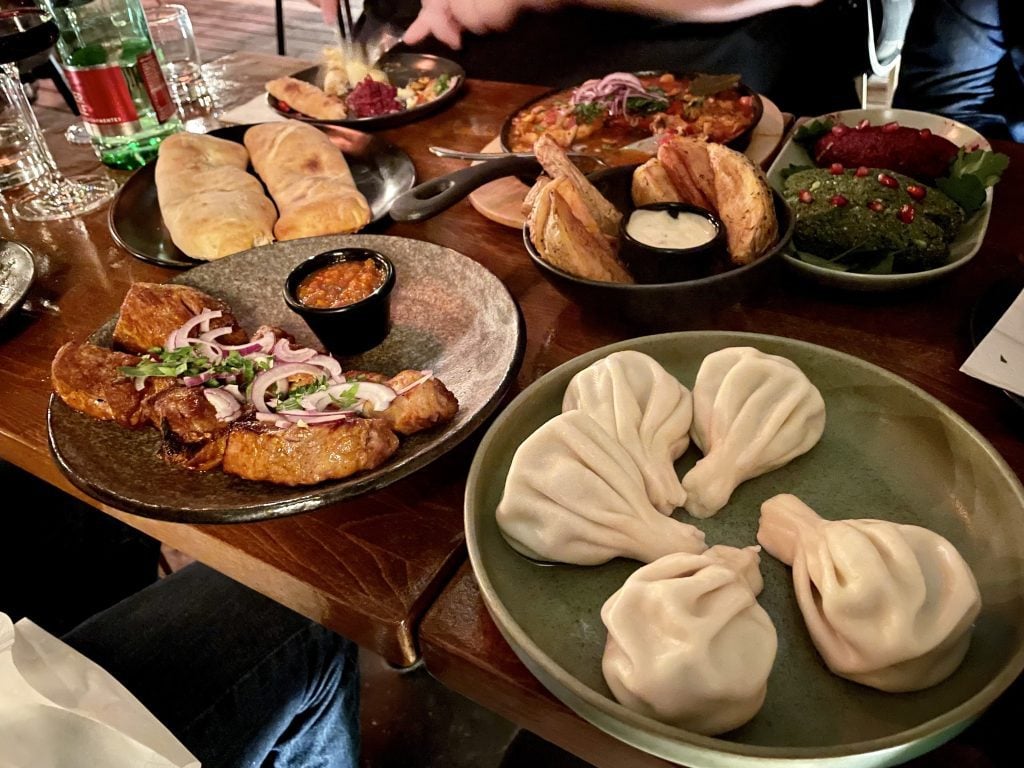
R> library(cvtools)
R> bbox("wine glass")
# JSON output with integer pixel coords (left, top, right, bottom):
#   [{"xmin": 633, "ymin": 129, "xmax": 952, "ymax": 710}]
[{"xmin": 0, "ymin": 5, "xmax": 116, "ymax": 221}]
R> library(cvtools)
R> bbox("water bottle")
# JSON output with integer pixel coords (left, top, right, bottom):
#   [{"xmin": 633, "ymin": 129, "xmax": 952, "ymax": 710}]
[{"xmin": 41, "ymin": 0, "xmax": 182, "ymax": 170}]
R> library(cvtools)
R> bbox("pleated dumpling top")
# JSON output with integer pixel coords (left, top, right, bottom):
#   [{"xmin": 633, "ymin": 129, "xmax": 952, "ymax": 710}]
[
  {"xmin": 601, "ymin": 545, "xmax": 777, "ymax": 735},
  {"xmin": 563, "ymin": 350, "xmax": 693, "ymax": 515},
  {"xmin": 682, "ymin": 347, "xmax": 826, "ymax": 519},
  {"xmin": 496, "ymin": 410, "xmax": 706, "ymax": 566},
  {"xmin": 758, "ymin": 493, "xmax": 981, "ymax": 692}
]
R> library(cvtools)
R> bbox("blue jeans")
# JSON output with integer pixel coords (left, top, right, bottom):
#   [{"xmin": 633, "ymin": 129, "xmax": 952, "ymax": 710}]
[
  {"xmin": 896, "ymin": 0, "xmax": 1023, "ymax": 141},
  {"xmin": 62, "ymin": 563, "xmax": 360, "ymax": 768}
]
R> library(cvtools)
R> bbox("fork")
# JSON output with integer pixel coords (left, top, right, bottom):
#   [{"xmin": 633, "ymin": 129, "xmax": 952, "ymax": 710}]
[{"xmin": 429, "ymin": 146, "xmax": 609, "ymax": 168}]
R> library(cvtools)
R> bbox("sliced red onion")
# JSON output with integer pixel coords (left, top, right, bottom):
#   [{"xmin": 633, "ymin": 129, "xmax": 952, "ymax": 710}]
[
  {"xmin": 351, "ymin": 382, "xmax": 396, "ymax": 412},
  {"xmin": 165, "ymin": 309, "xmax": 223, "ymax": 351},
  {"xmin": 219, "ymin": 340, "xmax": 265, "ymax": 356},
  {"xmin": 230, "ymin": 328, "xmax": 276, "ymax": 355},
  {"xmin": 185, "ymin": 337, "xmax": 223, "ymax": 363},
  {"xmin": 132, "ymin": 375, "xmax": 148, "ymax": 392},
  {"xmin": 249, "ymin": 363, "xmax": 329, "ymax": 413},
  {"xmin": 394, "ymin": 370, "xmax": 434, "ymax": 396},
  {"xmin": 570, "ymin": 72, "xmax": 652, "ymax": 116},
  {"xmin": 222, "ymin": 384, "xmax": 246, "ymax": 402},
  {"xmin": 307, "ymin": 354, "xmax": 343, "ymax": 381},
  {"xmin": 203, "ymin": 388, "xmax": 242, "ymax": 422},
  {"xmin": 273, "ymin": 337, "xmax": 319, "ymax": 363},
  {"xmin": 199, "ymin": 326, "xmax": 233, "ymax": 343},
  {"xmin": 182, "ymin": 370, "xmax": 215, "ymax": 387}
]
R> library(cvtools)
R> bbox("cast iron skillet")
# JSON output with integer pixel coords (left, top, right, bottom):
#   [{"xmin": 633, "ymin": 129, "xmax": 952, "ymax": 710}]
[
  {"xmin": 498, "ymin": 72, "xmax": 764, "ymax": 157},
  {"xmin": 388, "ymin": 153, "xmax": 604, "ymax": 222}
]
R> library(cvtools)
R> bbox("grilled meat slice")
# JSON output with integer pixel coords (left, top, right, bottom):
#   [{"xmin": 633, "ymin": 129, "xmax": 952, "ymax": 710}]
[
  {"xmin": 222, "ymin": 417, "xmax": 399, "ymax": 485},
  {"xmin": 113, "ymin": 282, "xmax": 249, "ymax": 353},
  {"xmin": 343, "ymin": 369, "xmax": 458, "ymax": 435},
  {"xmin": 380, "ymin": 371, "xmax": 458, "ymax": 436},
  {"xmin": 51, "ymin": 341, "xmax": 172, "ymax": 427},
  {"xmin": 145, "ymin": 386, "xmax": 234, "ymax": 444},
  {"xmin": 161, "ymin": 431, "xmax": 229, "ymax": 471}
]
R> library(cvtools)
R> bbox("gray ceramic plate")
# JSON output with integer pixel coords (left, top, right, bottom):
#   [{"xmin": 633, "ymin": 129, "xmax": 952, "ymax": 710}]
[
  {"xmin": 0, "ymin": 238, "xmax": 35, "ymax": 324},
  {"xmin": 108, "ymin": 124, "xmax": 416, "ymax": 269},
  {"xmin": 48, "ymin": 234, "xmax": 524, "ymax": 524},
  {"xmin": 465, "ymin": 331, "xmax": 1024, "ymax": 767}
]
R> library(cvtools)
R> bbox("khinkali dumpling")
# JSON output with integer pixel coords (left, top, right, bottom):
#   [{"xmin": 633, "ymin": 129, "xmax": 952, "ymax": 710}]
[
  {"xmin": 758, "ymin": 493, "xmax": 981, "ymax": 692},
  {"xmin": 496, "ymin": 410, "xmax": 706, "ymax": 565},
  {"xmin": 601, "ymin": 545, "xmax": 777, "ymax": 735},
  {"xmin": 682, "ymin": 347, "xmax": 826, "ymax": 518},
  {"xmin": 563, "ymin": 350, "xmax": 692, "ymax": 514}
]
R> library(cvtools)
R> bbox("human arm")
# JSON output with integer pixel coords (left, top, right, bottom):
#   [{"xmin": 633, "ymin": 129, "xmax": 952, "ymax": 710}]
[{"xmin": 404, "ymin": 0, "xmax": 825, "ymax": 48}]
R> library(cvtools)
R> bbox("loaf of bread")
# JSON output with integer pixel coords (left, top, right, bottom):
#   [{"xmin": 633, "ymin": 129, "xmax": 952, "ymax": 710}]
[
  {"xmin": 155, "ymin": 133, "xmax": 277, "ymax": 261},
  {"xmin": 243, "ymin": 120, "xmax": 371, "ymax": 240},
  {"xmin": 266, "ymin": 76, "xmax": 348, "ymax": 120}
]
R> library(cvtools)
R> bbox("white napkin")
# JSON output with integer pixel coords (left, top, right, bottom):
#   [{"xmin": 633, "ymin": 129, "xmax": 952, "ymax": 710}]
[
  {"xmin": 0, "ymin": 613, "xmax": 200, "ymax": 768},
  {"xmin": 218, "ymin": 93, "xmax": 287, "ymax": 126},
  {"xmin": 960, "ymin": 285, "xmax": 1024, "ymax": 397}
]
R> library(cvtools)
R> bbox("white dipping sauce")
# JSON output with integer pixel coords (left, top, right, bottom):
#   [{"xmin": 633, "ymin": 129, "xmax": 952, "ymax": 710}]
[{"xmin": 626, "ymin": 209, "xmax": 717, "ymax": 250}]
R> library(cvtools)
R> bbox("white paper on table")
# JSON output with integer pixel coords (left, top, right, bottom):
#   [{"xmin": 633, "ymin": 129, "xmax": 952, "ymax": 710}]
[
  {"xmin": 0, "ymin": 613, "xmax": 200, "ymax": 768},
  {"xmin": 218, "ymin": 93, "xmax": 287, "ymax": 125},
  {"xmin": 960, "ymin": 285, "xmax": 1024, "ymax": 397}
]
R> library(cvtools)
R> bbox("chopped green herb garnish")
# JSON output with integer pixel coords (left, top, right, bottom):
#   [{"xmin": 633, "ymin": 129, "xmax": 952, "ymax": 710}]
[
  {"xmin": 435, "ymin": 73, "xmax": 451, "ymax": 94},
  {"xmin": 625, "ymin": 95, "xmax": 669, "ymax": 115},
  {"xmin": 573, "ymin": 101, "xmax": 606, "ymax": 125},
  {"xmin": 793, "ymin": 118, "xmax": 835, "ymax": 150}
]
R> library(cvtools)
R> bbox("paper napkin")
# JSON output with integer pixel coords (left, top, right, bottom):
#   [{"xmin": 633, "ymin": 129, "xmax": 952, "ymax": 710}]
[
  {"xmin": 0, "ymin": 613, "xmax": 200, "ymax": 768},
  {"xmin": 218, "ymin": 93, "xmax": 287, "ymax": 125},
  {"xmin": 960, "ymin": 285, "xmax": 1024, "ymax": 397}
]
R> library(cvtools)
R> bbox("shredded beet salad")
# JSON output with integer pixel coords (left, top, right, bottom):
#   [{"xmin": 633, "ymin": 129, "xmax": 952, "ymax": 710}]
[{"xmin": 346, "ymin": 76, "xmax": 403, "ymax": 118}]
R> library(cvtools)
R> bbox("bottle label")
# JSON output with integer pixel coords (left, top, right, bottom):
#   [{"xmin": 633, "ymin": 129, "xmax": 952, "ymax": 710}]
[
  {"xmin": 63, "ymin": 64, "xmax": 140, "ymax": 126},
  {"xmin": 136, "ymin": 50, "xmax": 177, "ymax": 124}
]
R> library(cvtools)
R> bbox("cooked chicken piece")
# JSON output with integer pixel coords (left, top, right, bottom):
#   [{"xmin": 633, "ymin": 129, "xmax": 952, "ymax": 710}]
[
  {"xmin": 51, "ymin": 342, "xmax": 168, "ymax": 427},
  {"xmin": 222, "ymin": 417, "xmax": 399, "ymax": 485},
  {"xmin": 379, "ymin": 371, "xmax": 459, "ymax": 436},
  {"xmin": 145, "ymin": 386, "xmax": 234, "ymax": 444},
  {"xmin": 113, "ymin": 282, "xmax": 249, "ymax": 354},
  {"xmin": 161, "ymin": 431, "xmax": 229, "ymax": 472}
]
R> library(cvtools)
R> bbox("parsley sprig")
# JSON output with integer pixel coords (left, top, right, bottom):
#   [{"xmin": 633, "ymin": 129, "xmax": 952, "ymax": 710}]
[
  {"xmin": 119, "ymin": 347, "xmax": 271, "ymax": 388},
  {"xmin": 936, "ymin": 148, "xmax": 1010, "ymax": 214}
]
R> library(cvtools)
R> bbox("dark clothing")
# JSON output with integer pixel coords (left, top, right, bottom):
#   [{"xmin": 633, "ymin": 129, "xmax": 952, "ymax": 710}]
[
  {"xmin": 367, "ymin": 1, "xmax": 868, "ymax": 117},
  {"xmin": 895, "ymin": 0, "xmax": 1023, "ymax": 141}
]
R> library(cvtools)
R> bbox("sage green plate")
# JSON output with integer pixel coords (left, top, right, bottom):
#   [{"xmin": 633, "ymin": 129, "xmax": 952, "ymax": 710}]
[{"xmin": 465, "ymin": 331, "xmax": 1024, "ymax": 767}]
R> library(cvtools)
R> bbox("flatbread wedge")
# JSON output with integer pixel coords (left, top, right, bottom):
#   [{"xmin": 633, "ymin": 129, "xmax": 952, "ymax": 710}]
[
  {"xmin": 534, "ymin": 135, "xmax": 621, "ymax": 237},
  {"xmin": 632, "ymin": 157, "xmax": 682, "ymax": 207},
  {"xmin": 706, "ymin": 143, "xmax": 777, "ymax": 265}
]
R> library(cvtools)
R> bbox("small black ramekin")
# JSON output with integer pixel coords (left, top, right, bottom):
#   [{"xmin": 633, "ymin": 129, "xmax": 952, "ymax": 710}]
[{"xmin": 618, "ymin": 203, "xmax": 728, "ymax": 284}]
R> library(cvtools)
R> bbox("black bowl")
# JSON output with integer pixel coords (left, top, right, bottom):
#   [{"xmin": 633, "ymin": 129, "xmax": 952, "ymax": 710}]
[
  {"xmin": 499, "ymin": 71, "xmax": 764, "ymax": 162},
  {"xmin": 619, "ymin": 203, "xmax": 728, "ymax": 284},
  {"xmin": 284, "ymin": 247, "xmax": 396, "ymax": 357},
  {"xmin": 523, "ymin": 165, "xmax": 794, "ymax": 328}
]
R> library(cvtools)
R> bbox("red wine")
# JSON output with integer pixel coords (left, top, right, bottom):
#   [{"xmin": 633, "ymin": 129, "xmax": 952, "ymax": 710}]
[{"xmin": 0, "ymin": 9, "xmax": 59, "ymax": 65}]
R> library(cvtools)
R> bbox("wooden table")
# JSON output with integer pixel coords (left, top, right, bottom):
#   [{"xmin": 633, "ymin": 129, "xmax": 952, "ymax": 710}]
[{"xmin": 4, "ymin": 51, "xmax": 1024, "ymax": 765}]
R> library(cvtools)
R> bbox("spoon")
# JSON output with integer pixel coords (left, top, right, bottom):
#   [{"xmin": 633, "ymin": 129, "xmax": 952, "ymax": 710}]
[{"xmin": 428, "ymin": 145, "xmax": 609, "ymax": 168}]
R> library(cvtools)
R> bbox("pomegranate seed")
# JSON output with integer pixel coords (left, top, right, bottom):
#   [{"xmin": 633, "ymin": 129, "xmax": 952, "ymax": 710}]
[
  {"xmin": 882, "ymin": 121, "xmax": 900, "ymax": 132},
  {"xmin": 868, "ymin": 200, "xmax": 886, "ymax": 212},
  {"xmin": 829, "ymin": 162, "xmax": 844, "ymax": 175},
  {"xmin": 857, "ymin": 118, "xmax": 870, "ymax": 129},
  {"xmin": 906, "ymin": 184, "xmax": 927, "ymax": 200},
  {"xmin": 919, "ymin": 128, "xmax": 932, "ymax": 138},
  {"xmin": 739, "ymin": 95, "xmax": 752, "ymax": 106},
  {"xmin": 798, "ymin": 189, "xmax": 814, "ymax": 204},
  {"xmin": 855, "ymin": 166, "xmax": 870, "ymax": 177},
  {"xmin": 830, "ymin": 194, "xmax": 849, "ymax": 207},
  {"xmin": 877, "ymin": 173, "xmax": 899, "ymax": 189},
  {"xmin": 898, "ymin": 204, "xmax": 916, "ymax": 223}
]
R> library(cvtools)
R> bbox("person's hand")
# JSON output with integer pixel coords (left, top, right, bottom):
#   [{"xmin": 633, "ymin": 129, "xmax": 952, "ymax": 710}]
[{"xmin": 404, "ymin": 0, "xmax": 557, "ymax": 49}]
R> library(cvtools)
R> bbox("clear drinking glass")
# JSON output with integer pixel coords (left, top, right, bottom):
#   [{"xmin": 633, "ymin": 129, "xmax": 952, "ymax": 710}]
[
  {"xmin": 145, "ymin": 3, "xmax": 216, "ymax": 125},
  {"xmin": 0, "ymin": 6, "xmax": 116, "ymax": 221}
]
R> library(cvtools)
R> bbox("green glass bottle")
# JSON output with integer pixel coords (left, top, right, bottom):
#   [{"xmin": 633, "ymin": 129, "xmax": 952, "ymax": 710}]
[{"xmin": 41, "ymin": 0, "xmax": 182, "ymax": 170}]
